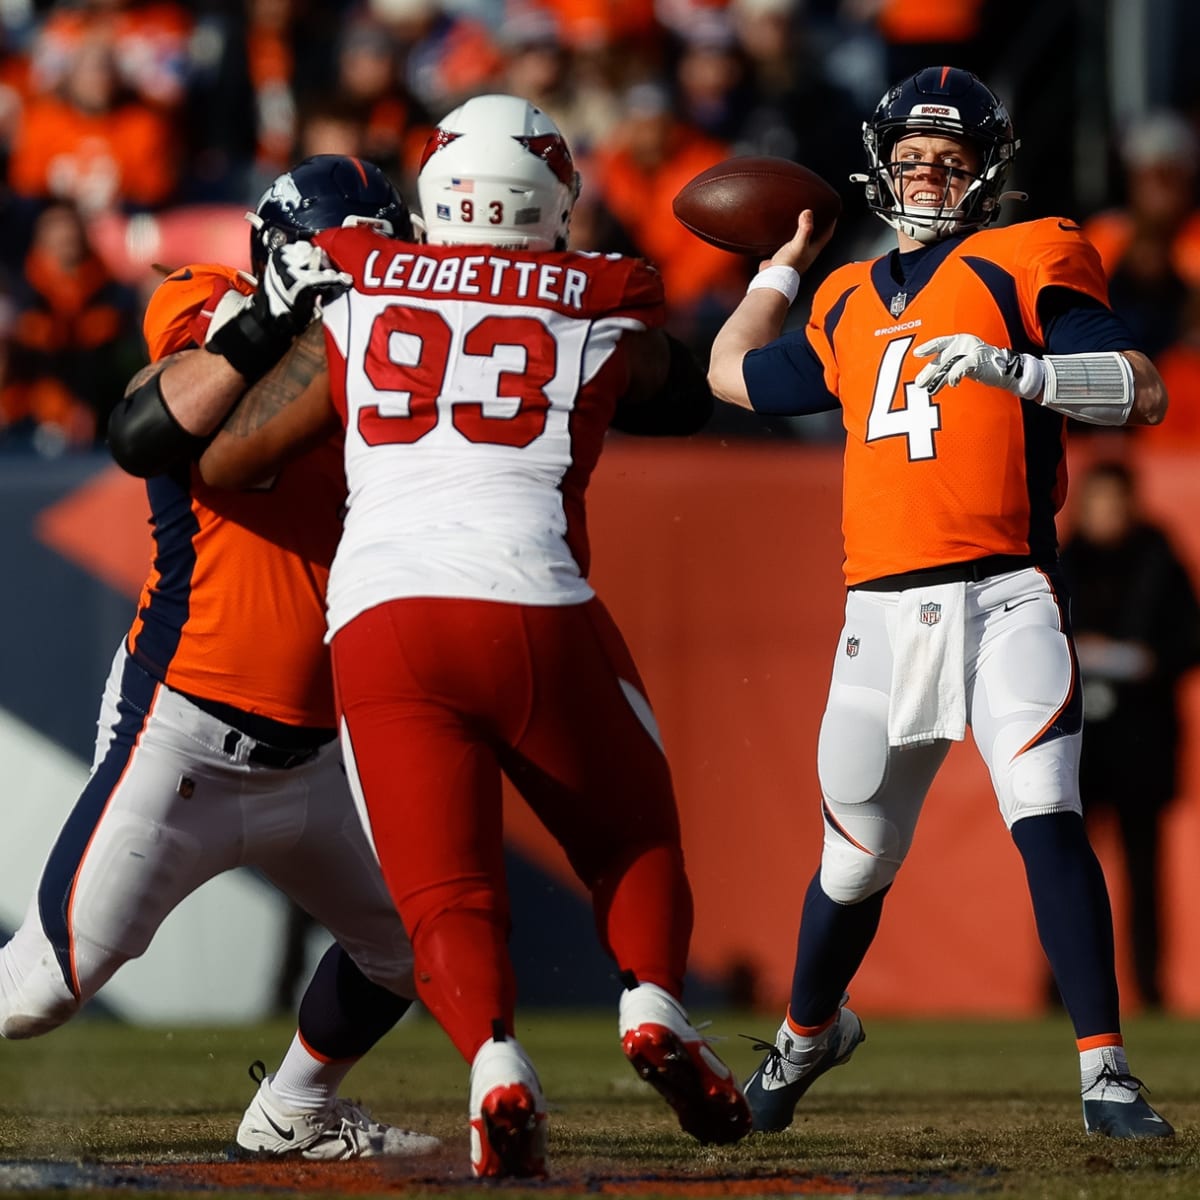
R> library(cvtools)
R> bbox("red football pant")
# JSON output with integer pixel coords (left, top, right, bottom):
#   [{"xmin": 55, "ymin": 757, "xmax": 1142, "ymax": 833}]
[{"xmin": 332, "ymin": 595, "xmax": 693, "ymax": 1062}]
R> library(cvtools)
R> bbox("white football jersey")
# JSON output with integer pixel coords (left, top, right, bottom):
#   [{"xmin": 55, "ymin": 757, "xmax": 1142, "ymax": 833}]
[{"xmin": 314, "ymin": 229, "xmax": 665, "ymax": 637}]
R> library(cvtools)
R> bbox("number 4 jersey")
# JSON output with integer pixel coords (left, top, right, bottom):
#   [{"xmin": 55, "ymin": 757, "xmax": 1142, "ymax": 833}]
[
  {"xmin": 314, "ymin": 227, "xmax": 665, "ymax": 636},
  {"xmin": 744, "ymin": 217, "xmax": 1129, "ymax": 587}
]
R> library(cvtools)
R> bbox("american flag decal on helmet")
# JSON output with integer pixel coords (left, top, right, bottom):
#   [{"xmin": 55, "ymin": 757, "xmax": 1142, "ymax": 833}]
[
  {"xmin": 845, "ymin": 636, "xmax": 860, "ymax": 658},
  {"xmin": 919, "ymin": 602, "xmax": 942, "ymax": 625}
]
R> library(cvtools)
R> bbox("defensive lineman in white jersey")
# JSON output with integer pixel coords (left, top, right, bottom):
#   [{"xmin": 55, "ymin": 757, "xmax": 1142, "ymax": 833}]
[{"xmin": 199, "ymin": 95, "xmax": 749, "ymax": 1178}]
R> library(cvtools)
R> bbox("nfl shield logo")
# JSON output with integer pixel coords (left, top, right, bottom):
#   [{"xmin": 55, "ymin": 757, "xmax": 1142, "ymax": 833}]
[
  {"xmin": 919, "ymin": 602, "xmax": 942, "ymax": 626},
  {"xmin": 889, "ymin": 291, "xmax": 908, "ymax": 317},
  {"xmin": 845, "ymin": 635, "xmax": 860, "ymax": 658}
]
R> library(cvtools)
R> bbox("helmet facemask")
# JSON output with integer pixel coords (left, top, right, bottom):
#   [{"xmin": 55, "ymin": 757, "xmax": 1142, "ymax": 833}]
[{"xmin": 855, "ymin": 68, "xmax": 1020, "ymax": 244}]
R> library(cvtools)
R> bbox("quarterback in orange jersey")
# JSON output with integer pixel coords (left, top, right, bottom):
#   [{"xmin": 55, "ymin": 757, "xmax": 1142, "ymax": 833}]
[
  {"xmin": 708, "ymin": 66, "xmax": 1173, "ymax": 1139},
  {"xmin": 0, "ymin": 157, "xmax": 441, "ymax": 1161},
  {"xmin": 198, "ymin": 95, "xmax": 748, "ymax": 1178}
]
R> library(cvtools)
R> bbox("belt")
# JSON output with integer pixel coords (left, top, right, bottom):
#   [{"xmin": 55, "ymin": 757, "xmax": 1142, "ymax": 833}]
[
  {"xmin": 852, "ymin": 553, "xmax": 1048, "ymax": 592},
  {"xmin": 222, "ymin": 729, "xmax": 326, "ymax": 770}
]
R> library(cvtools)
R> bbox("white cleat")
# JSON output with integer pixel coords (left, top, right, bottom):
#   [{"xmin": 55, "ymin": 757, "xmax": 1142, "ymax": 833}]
[
  {"xmin": 468, "ymin": 1035, "xmax": 548, "ymax": 1178},
  {"xmin": 235, "ymin": 1061, "xmax": 440, "ymax": 1160}
]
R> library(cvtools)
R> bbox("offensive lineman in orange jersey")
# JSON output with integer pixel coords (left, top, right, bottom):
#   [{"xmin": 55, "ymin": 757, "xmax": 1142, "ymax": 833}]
[
  {"xmin": 707, "ymin": 67, "xmax": 1173, "ymax": 1139},
  {"xmin": 0, "ymin": 157, "xmax": 441, "ymax": 1161},
  {"xmin": 196, "ymin": 95, "xmax": 749, "ymax": 1178}
]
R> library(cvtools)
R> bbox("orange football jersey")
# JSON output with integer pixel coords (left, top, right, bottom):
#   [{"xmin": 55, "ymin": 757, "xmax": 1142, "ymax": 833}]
[
  {"xmin": 126, "ymin": 264, "xmax": 345, "ymax": 728},
  {"xmin": 806, "ymin": 218, "xmax": 1112, "ymax": 586}
]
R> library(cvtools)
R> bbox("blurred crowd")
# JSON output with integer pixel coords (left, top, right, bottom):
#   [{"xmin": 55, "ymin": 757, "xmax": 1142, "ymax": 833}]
[{"xmin": 1, "ymin": 0, "xmax": 1199, "ymax": 453}]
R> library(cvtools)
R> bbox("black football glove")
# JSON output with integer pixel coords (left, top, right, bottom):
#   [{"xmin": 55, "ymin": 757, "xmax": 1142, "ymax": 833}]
[{"xmin": 206, "ymin": 241, "xmax": 351, "ymax": 382}]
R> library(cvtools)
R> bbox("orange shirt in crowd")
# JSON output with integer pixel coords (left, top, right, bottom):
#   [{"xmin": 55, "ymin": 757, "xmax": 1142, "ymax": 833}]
[
  {"xmin": 1082, "ymin": 209, "xmax": 1200, "ymax": 289},
  {"xmin": 8, "ymin": 92, "xmax": 176, "ymax": 211},
  {"xmin": 876, "ymin": 0, "xmax": 984, "ymax": 44},
  {"xmin": 592, "ymin": 128, "xmax": 745, "ymax": 309}
]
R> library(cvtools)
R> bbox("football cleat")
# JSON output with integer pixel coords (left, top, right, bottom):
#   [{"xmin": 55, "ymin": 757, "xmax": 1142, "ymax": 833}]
[
  {"xmin": 742, "ymin": 1000, "xmax": 865, "ymax": 1133},
  {"xmin": 1081, "ymin": 1051, "xmax": 1174, "ymax": 1139},
  {"xmin": 619, "ymin": 981, "xmax": 751, "ymax": 1146},
  {"xmin": 234, "ymin": 1061, "xmax": 440, "ymax": 1160},
  {"xmin": 468, "ymin": 1036, "xmax": 548, "ymax": 1178}
]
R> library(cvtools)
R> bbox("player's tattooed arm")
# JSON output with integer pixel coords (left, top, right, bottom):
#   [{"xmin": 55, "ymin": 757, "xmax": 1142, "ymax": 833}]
[
  {"xmin": 198, "ymin": 322, "xmax": 337, "ymax": 488},
  {"xmin": 219, "ymin": 322, "xmax": 330, "ymax": 437},
  {"xmin": 123, "ymin": 350, "xmax": 188, "ymax": 395}
]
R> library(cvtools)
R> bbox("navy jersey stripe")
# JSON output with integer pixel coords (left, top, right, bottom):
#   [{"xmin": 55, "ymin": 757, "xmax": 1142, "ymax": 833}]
[
  {"xmin": 128, "ymin": 469, "xmax": 199, "ymax": 679},
  {"xmin": 963, "ymin": 255, "xmax": 1064, "ymax": 563},
  {"xmin": 37, "ymin": 654, "xmax": 157, "ymax": 994}
]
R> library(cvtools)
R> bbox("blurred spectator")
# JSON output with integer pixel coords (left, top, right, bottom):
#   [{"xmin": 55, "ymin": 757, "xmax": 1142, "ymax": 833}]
[
  {"xmin": 497, "ymin": 6, "xmax": 622, "ymax": 158},
  {"xmin": 0, "ymin": 200, "xmax": 140, "ymax": 453},
  {"xmin": 866, "ymin": 0, "xmax": 989, "ymax": 82},
  {"xmin": 7, "ymin": 34, "xmax": 178, "ymax": 214},
  {"xmin": 30, "ymin": 0, "xmax": 193, "ymax": 111},
  {"xmin": 589, "ymin": 80, "xmax": 746, "ymax": 349},
  {"xmin": 1148, "ymin": 286, "xmax": 1200, "ymax": 445},
  {"xmin": 1060, "ymin": 460, "xmax": 1200, "ymax": 1011},
  {"xmin": 1083, "ymin": 110, "xmax": 1200, "ymax": 358},
  {"xmin": 720, "ymin": 0, "xmax": 864, "ymax": 220},
  {"xmin": 370, "ymin": 0, "xmax": 505, "ymax": 115},
  {"xmin": 325, "ymin": 15, "xmax": 431, "ymax": 183}
]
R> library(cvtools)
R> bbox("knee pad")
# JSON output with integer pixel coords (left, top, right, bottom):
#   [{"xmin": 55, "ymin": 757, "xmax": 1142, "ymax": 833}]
[{"xmin": 819, "ymin": 829, "xmax": 900, "ymax": 904}]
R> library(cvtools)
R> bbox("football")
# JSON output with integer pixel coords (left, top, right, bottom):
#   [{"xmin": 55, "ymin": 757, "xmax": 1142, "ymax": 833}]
[{"xmin": 672, "ymin": 156, "xmax": 843, "ymax": 258}]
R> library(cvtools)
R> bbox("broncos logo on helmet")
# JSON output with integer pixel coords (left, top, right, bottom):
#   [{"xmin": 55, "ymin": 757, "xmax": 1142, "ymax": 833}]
[{"xmin": 247, "ymin": 154, "xmax": 413, "ymax": 278}]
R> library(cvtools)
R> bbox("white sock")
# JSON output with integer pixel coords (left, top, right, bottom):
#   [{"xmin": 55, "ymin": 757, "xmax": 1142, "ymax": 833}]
[
  {"xmin": 268, "ymin": 1032, "xmax": 355, "ymax": 1113},
  {"xmin": 1080, "ymin": 1044, "xmax": 1135, "ymax": 1101}
]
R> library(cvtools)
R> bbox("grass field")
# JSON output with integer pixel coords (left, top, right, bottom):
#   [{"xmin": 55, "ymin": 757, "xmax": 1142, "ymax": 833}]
[{"xmin": 1, "ymin": 1008, "xmax": 1197, "ymax": 1198}]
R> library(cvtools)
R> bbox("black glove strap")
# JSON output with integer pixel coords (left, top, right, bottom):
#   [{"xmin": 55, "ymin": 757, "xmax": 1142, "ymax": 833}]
[{"xmin": 204, "ymin": 304, "xmax": 297, "ymax": 384}]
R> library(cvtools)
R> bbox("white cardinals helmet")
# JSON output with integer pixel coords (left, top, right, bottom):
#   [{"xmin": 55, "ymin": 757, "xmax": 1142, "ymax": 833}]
[{"xmin": 416, "ymin": 94, "xmax": 581, "ymax": 250}]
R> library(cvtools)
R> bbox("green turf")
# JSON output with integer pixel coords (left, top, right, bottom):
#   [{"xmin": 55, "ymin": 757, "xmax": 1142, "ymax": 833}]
[{"xmin": 1, "ymin": 1008, "xmax": 1197, "ymax": 1197}]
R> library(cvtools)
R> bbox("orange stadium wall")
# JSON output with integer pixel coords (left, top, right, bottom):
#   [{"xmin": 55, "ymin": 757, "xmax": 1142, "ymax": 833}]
[{"xmin": 22, "ymin": 436, "xmax": 1200, "ymax": 1018}]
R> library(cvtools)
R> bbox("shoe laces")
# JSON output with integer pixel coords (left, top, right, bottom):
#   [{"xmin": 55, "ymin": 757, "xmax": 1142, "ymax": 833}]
[
  {"xmin": 1084, "ymin": 1065, "xmax": 1148, "ymax": 1098},
  {"xmin": 740, "ymin": 1034, "xmax": 788, "ymax": 1082},
  {"xmin": 328, "ymin": 1098, "xmax": 383, "ymax": 1133}
]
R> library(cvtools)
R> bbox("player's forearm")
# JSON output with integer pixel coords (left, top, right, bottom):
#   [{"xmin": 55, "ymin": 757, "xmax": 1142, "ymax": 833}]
[
  {"xmin": 708, "ymin": 290, "xmax": 791, "ymax": 409},
  {"xmin": 158, "ymin": 349, "xmax": 255, "ymax": 435},
  {"xmin": 199, "ymin": 324, "xmax": 333, "ymax": 488},
  {"xmin": 109, "ymin": 348, "xmax": 250, "ymax": 477}
]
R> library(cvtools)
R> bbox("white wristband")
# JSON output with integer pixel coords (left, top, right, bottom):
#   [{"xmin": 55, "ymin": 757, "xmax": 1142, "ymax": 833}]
[{"xmin": 747, "ymin": 265, "xmax": 800, "ymax": 305}]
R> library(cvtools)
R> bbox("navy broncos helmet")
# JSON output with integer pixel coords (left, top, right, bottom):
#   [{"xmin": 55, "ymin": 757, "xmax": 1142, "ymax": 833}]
[
  {"xmin": 247, "ymin": 154, "xmax": 413, "ymax": 277},
  {"xmin": 858, "ymin": 66, "xmax": 1019, "ymax": 244}
]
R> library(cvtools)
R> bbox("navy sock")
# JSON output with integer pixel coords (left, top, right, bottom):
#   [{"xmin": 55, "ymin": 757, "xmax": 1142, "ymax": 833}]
[
  {"xmin": 788, "ymin": 872, "xmax": 888, "ymax": 1027},
  {"xmin": 297, "ymin": 943, "xmax": 413, "ymax": 1060},
  {"xmin": 1011, "ymin": 811, "xmax": 1120, "ymax": 1038}
]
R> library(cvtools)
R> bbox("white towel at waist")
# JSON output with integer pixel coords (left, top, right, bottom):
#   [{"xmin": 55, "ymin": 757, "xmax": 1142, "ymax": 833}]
[{"xmin": 887, "ymin": 581, "xmax": 967, "ymax": 746}]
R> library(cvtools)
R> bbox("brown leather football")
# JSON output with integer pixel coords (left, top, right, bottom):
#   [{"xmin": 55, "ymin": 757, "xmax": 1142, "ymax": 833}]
[{"xmin": 672, "ymin": 156, "xmax": 843, "ymax": 257}]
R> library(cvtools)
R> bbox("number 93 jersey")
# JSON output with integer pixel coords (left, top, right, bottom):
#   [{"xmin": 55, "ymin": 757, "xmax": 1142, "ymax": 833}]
[
  {"xmin": 314, "ymin": 227, "xmax": 665, "ymax": 636},
  {"xmin": 805, "ymin": 217, "xmax": 1113, "ymax": 587}
]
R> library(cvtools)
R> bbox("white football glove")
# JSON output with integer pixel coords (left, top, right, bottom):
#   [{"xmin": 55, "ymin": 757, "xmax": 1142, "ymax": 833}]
[
  {"xmin": 206, "ymin": 241, "xmax": 351, "ymax": 381},
  {"xmin": 259, "ymin": 240, "xmax": 353, "ymax": 328},
  {"xmin": 914, "ymin": 333, "xmax": 1046, "ymax": 400}
]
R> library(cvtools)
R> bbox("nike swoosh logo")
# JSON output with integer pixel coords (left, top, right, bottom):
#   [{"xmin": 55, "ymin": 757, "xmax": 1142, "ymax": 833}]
[
  {"xmin": 172, "ymin": 268, "xmax": 194, "ymax": 281},
  {"xmin": 262, "ymin": 1111, "xmax": 296, "ymax": 1141},
  {"xmin": 1058, "ymin": 221, "xmax": 1081, "ymax": 232},
  {"xmin": 1003, "ymin": 597, "xmax": 1038, "ymax": 613}
]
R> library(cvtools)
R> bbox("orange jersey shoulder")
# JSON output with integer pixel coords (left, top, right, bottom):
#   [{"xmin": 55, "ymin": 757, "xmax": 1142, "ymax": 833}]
[
  {"xmin": 142, "ymin": 263, "xmax": 255, "ymax": 361},
  {"xmin": 129, "ymin": 262, "xmax": 342, "ymax": 728},
  {"xmin": 808, "ymin": 219, "xmax": 1106, "ymax": 584}
]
